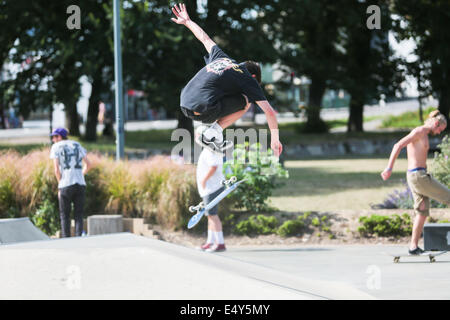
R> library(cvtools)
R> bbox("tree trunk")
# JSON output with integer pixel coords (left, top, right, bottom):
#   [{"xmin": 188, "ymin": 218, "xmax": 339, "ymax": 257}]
[
  {"xmin": 64, "ymin": 99, "xmax": 81, "ymax": 137},
  {"xmin": 85, "ymin": 77, "xmax": 102, "ymax": 141},
  {"xmin": 347, "ymin": 97, "xmax": 364, "ymax": 132},
  {"xmin": 305, "ymin": 78, "xmax": 327, "ymax": 133},
  {"xmin": 177, "ymin": 111, "xmax": 193, "ymax": 137},
  {"xmin": 438, "ymin": 86, "xmax": 449, "ymax": 131},
  {"xmin": 0, "ymin": 102, "xmax": 5, "ymax": 129}
]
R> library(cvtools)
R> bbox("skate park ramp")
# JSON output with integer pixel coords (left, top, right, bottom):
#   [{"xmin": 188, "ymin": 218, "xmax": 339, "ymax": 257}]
[
  {"xmin": 0, "ymin": 218, "xmax": 50, "ymax": 245},
  {"xmin": 0, "ymin": 233, "xmax": 374, "ymax": 300}
]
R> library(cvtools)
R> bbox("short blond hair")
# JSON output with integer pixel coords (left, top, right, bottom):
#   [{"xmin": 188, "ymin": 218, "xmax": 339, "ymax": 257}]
[{"xmin": 426, "ymin": 110, "xmax": 447, "ymax": 127}]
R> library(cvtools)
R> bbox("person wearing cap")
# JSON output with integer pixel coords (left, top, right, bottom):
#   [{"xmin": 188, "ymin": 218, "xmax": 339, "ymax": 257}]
[
  {"xmin": 50, "ymin": 128, "xmax": 91, "ymax": 237},
  {"xmin": 381, "ymin": 110, "xmax": 450, "ymax": 255}
]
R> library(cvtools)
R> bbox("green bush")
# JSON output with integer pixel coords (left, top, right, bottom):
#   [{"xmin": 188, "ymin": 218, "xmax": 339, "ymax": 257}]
[
  {"xmin": 430, "ymin": 135, "xmax": 450, "ymax": 189},
  {"xmin": 358, "ymin": 214, "xmax": 412, "ymax": 237},
  {"xmin": 0, "ymin": 167, "xmax": 20, "ymax": 218},
  {"xmin": 234, "ymin": 214, "xmax": 279, "ymax": 236},
  {"xmin": 224, "ymin": 143, "xmax": 289, "ymax": 212},
  {"xmin": 30, "ymin": 199, "xmax": 60, "ymax": 236},
  {"xmin": 277, "ymin": 217, "xmax": 305, "ymax": 237}
]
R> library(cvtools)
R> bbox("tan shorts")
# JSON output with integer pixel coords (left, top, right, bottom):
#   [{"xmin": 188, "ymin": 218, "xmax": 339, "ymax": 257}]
[{"xmin": 407, "ymin": 170, "xmax": 450, "ymax": 216}]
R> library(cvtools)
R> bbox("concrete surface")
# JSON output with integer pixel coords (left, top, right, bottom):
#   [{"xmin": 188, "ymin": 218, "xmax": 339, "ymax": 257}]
[
  {"xmin": 0, "ymin": 233, "xmax": 373, "ymax": 300},
  {"xmin": 0, "ymin": 218, "xmax": 50, "ymax": 245},
  {"xmin": 1, "ymin": 232, "xmax": 449, "ymax": 300},
  {"xmin": 87, "ymin": 215, "xmax": 123, "ymax": 236},
  {"xmin": 221, "ymin": 244, "xmax": 450, "ymax": 300}
]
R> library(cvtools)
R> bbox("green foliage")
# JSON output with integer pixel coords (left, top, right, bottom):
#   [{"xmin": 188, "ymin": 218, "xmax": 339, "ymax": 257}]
[
  {"xmin": 381, "ymin": 107, "xmax": 436, "ymax": 129},
  {"xmin": 0, "ymin": 170, "xmax": 20, "ymax": 218},
  {"xmin": 430, "ymin": 135, "xmax": 450, "ymax": 188},
  {"xmin": 393, "ymin": 0, "xmax": 450, "ymax": 119},
  {"xmin": 277, "ymin": 216, "xmax": 305, "ymax": 237},
  {"xmin": 311, "ymin": 217, "xmax": 320, "ymax": 227},
  {"xmin": 224, "ymin": 143, "xmax": 289, "ymax": 212},
  {"xmin": 234, "ymin": 215, "xmax": 279, "ymax": 236},
  {"xmin": 358, "ymin": 214, "xmax": 412, "ymax": 237},
  {"xmin": 31, "ymin": 199, "xmax": 60, "ymax": 236}
]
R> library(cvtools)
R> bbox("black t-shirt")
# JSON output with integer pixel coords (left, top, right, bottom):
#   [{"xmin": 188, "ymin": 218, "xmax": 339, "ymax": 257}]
[{"xmin": 180, "ymin": 45, "xmax": 266, "ymax": 113}]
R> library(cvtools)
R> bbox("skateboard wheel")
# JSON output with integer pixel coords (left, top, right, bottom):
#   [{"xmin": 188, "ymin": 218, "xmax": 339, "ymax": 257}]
[
  {"xmin": 230, "ymin": 176, "xmax": 237, "ymax": 183},
  {"xmin": 189, "ymin": 206, "xmax": 196, "ymax": 213},
  {"xmin": 430, "ymin": 257, "xmax": 436, "ymax": 263},
  {"xmin": 394, "ymin": 257, "xmax": 400, "ymax": 263}
]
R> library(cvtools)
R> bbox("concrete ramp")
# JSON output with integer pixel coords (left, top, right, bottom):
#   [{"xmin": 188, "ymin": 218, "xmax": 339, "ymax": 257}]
[
  {"xmin": 0, "ymin": 233, "xmax": 374, "ymax": 300},
  {"xmin": 0, "ymin": 218, "xmax": 50, "ymax": 245}
]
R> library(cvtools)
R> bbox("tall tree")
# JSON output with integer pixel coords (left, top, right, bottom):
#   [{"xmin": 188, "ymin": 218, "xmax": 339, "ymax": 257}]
[
  {"xmin": 338, "ymin": 0, "xmax": 401, "ymax": 132},
  {"xmin": 265, "ymin": 0, "xmax": 344, "ymax": 133},
  {"xmin": 394, "ymin": 0, "xmax": 450, "ymax": 125}
]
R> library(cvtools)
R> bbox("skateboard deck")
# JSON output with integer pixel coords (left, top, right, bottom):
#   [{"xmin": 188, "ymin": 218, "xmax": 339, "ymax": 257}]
[
  {"xmin": 187, "ymin": 177, "xmax": 246, "ymax": 229},
  {"xmin": 386, "ymin": 251, "xmax": 447, "ymax": 263}
]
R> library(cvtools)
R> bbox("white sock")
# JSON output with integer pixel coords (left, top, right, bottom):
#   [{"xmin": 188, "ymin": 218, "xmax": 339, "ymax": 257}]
[
  {"xmin": 214, "ymin": 231, "xmax": 224, "ymax": 245},
  {"xmin": 203, "ymin": 122, "xmax": 223, "ymax": 142},
  {"xmin": 207, "ymin": 230, "xmax": 214, "ymax": 244}
]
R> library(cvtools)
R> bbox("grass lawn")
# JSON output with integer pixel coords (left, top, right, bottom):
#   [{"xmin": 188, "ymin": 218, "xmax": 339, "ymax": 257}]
[
  {"xmin": 380, "ymin": 107, "xmax": 435, "ymax": 129},
  {"xmin": 270, "ymin": 157, "xmax": 411, "ymax": 211}
]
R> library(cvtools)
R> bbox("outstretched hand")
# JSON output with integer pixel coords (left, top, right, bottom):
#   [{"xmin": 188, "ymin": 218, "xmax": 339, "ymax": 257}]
[{"xmin": 171, "ymin": 3, "xmax": 190, "ymax": 25}]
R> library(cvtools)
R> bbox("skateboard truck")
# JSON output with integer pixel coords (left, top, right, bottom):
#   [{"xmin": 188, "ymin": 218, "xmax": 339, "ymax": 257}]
[
  {"xmin": 221, "ymin": 176, "xmax": 237, "ymax": 187},
  {"xmin": 189, "ymin": 202, "xmax": 204, "ymax": 213}
]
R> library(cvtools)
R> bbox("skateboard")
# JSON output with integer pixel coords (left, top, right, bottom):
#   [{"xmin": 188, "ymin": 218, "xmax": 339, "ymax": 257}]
[
  {"xmin": 387, "ymin": 251, "xmax": 447, "ymax": 263},
  {"xmin": 187, "ymin": 176, "xmax": 246, "ymax": 229}
]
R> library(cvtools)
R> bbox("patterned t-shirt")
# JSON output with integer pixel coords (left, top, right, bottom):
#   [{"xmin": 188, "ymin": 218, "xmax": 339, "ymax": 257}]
[{"xmin": 50, "ymin": 140, "xmax": 87, "ymax": 189}]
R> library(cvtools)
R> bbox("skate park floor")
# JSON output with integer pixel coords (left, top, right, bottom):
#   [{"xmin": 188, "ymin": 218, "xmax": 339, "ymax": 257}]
[{"xmin": 0, "ymin": 233, "xmax": 448, "ymax": 300}]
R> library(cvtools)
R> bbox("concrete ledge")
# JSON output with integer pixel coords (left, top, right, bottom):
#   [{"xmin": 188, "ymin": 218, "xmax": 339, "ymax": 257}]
[{"xmin": 87, "ymin": 215, "xmax": 123, "ymax": 236}]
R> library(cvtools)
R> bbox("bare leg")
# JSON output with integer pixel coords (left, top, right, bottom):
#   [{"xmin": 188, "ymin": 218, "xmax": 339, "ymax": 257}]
[
  {"xmin": 209, "ymin": 215, "xmax": 222, "ymax": 232},
  {"xmin": 410, "ymin": 205, "xmax": 427, "ymax": 250}
]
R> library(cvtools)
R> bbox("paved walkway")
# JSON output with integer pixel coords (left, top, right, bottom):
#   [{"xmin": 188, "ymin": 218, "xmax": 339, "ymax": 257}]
[
  {"xmin": 222, "ymin": 244, "xmax": 450, "ymax": 300},
  {"xmin": 1, "ymin": 233, "xmax": 449, "ymax": 300},
  {"xmin": 0, "ymin": 233, "xmax": 373, "ymax": 300}
]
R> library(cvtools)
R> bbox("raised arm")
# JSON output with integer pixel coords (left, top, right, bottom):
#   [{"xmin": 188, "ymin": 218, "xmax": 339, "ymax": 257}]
[{"xmin": 171, "ymin": 3, "xmax": 216, "ymax": 53}]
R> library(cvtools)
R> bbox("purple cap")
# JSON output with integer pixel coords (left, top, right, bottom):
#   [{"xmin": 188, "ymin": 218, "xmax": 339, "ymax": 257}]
[{"xmin": 50, "ymin": 128, "xmax": 68, "ymax": 138}]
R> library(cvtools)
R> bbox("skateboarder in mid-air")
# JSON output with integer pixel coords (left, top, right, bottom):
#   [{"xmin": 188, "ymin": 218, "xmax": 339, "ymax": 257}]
[
  {"xmin": 171, "ymin": 3, "xmax": 282, "ymax": 156},
  {"xmin": 195, "ymin": 126, "xmax": 227, "ymax": 252},
  {"xmin": 381, "ymin": 110, "xmax": 450, "ymax": 255}
]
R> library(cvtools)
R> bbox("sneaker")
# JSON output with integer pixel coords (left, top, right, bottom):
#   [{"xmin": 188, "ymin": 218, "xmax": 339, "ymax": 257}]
[
  {"xmin": 408, "ymin": 247, "xmax": 425, "ymax": 255},
  {"xmin": 205, "ymin": 244, "xmax": 227, "ymax": 253},
  {"xmin": 195, "ymin": 133, "xmax": 233, "ymax": 154},
  {"xmin": 198, "ymin": 243, "xmax": 214, "ymax": 251}
]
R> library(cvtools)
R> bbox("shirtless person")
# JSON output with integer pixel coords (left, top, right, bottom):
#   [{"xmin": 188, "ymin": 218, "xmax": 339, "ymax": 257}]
[{"xmin": 381, "ymin": 110, "xmax": 450, "ymax": 254}]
